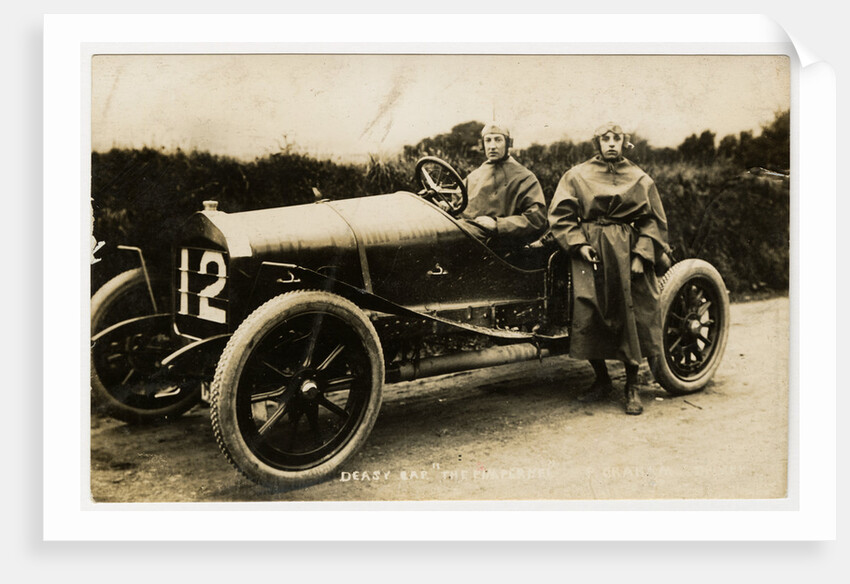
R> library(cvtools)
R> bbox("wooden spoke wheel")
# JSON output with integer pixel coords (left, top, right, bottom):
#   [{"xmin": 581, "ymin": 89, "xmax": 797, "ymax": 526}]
[
  {"xmin": 210, "ymin": 290, "xmax": 384, "ymax": 490},
  {"xmin": 651, "ymin": 259, "xmax": 730, "ymax": 395}
]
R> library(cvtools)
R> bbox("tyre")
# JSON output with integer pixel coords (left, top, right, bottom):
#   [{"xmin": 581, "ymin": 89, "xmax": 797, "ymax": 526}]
[
  {"xmin": 211, "ymin": 290, "xmax": 384, "ymax": 490},
  {"xmin": 91, "ymin": 268, "xmax": 155, "ymax": 333},
  {"xmin": 650, "ymin": 259, "xmax": 730, "ymax": 395},
  {"xmin": 90, "ymin": 268, "xmax": 201, "ymax": 424}
]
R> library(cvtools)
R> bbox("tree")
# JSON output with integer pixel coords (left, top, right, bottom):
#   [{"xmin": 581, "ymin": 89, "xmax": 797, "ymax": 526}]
[
  {"xmin": 403, "ymin": 120, "xmax": 485, "ymax": 163},
  {"xmin": 755, "ymin": 110, "xmax": 790, "ymax": 171},
  {"xmin": 717, "ymin": 134, "xmax": 738, "ymax": 160},
  {"xmin": 730, "ymin": 110, "xmax": 789, "ymax": 171},
  {"xmin": 678, "ymin": 130, "xmax": 716, "ymax": 163}
]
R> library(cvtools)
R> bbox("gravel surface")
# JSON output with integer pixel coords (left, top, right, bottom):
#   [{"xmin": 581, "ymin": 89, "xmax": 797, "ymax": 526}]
[{"xmin": 89, "ymin": 296, "xmax": 789, "ymax": 502}]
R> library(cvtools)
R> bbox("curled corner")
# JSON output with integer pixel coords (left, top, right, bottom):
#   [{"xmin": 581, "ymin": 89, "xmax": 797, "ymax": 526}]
[{"xmin": 786, "ymin": 33, "xmax": 825, "ymax": 69}]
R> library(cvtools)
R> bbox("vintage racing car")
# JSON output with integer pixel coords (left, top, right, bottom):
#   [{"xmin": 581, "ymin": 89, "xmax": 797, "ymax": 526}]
[{"xmin": 90, "ymin": 157, "xmax": 730, "ymax": 490}]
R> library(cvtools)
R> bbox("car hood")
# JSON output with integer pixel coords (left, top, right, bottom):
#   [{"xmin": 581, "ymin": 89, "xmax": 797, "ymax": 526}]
[{"xmin": 176, "ymin": 191, "xmax": 462, "ymax": 276}]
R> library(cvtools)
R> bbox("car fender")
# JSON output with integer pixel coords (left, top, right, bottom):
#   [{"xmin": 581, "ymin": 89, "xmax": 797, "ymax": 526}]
[
  {"xmin": 159, "ymin": 334, "xmax": 231, "ymax": 379},
  {"xmin": 250, "ymin": 262, "xmax": 568, "ymax": 342}
]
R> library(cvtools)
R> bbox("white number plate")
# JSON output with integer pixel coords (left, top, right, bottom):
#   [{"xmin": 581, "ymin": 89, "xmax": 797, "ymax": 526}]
[{"xmin": 177, "ymin": 248, "xmax": 228, "ymax": 323}]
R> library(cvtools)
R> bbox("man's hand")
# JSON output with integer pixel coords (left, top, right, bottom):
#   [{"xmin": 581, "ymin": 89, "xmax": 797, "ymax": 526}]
[
  {"xmin": 578, "ymin": 245, "xmax": 599, "ymax": 264},
  {"xmin": 473, "ymin": 216, "xmax": 497, "ymax": 233},
  {"xmin": 631, "ymin": 256, "xmax": 645, "ymax": 277}
]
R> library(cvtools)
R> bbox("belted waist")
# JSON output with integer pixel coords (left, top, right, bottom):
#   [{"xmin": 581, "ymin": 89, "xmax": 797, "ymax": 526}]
[{"xmin": 583, "ymin": 217, "xmax": 632, "ymax": 226}]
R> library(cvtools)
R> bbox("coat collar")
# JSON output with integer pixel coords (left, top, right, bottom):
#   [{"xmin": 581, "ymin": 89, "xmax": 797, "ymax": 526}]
[
  {"xmin": 485, "ymin": 154, "xmax": 515, "ymax": 166},
  {"xmin": 591, "ymin": 154, "xmax": 629, "ymax": 173}
]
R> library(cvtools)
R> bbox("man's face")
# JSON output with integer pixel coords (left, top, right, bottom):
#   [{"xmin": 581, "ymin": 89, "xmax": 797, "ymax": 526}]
[
  {"xmin": 598, "ymin": 132, "xmax": 624, "ymax": 160},
  {"xmin": 483, "ymin": 133, "xmax": 508, "ymax": 161}
]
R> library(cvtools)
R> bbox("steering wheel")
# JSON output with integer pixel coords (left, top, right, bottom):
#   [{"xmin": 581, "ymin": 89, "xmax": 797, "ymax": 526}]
[{"xmin": 414, "ymin": 156, "xmax": 468, "ymax": 216}]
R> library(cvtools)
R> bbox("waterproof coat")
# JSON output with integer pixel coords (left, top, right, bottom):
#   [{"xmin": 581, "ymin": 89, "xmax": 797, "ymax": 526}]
[
  {"xmin": 549, "ymin": 155, "xmax": 669, "ymax": 364},
  {"xmin": 462, "ymin": 156, "xmax": 547, "ymax": 246}
]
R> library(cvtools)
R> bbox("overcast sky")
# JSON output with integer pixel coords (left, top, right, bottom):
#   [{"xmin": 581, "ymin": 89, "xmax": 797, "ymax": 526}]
[{"xmin": 91, "ymin": 54, "xmax": 790, "ymax": 162}]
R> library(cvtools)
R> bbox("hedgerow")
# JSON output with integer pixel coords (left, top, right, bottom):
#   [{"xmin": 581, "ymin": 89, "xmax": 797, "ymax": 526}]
[{"xmin": 91, "ymin": 112, "xmax": 789, "ymax": 297}]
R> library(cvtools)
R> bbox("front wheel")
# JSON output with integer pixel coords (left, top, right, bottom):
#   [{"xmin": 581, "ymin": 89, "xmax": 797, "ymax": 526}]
[
  {"xmin": 650, "ymin": 259, "xmax": 730, "ymax": 395},
  {"xmin": 210, "ymin": 290, "xmax": 384, "ymax": 490}
]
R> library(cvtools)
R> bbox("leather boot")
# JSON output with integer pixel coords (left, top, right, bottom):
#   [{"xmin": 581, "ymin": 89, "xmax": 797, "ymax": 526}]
[{"xmin": 624, "ymin": 382, "xmax": 643, "ymax": 415}]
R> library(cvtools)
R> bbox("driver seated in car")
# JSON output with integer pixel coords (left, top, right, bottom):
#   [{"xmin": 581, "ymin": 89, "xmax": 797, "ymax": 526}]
[{"xmin": 459, "ymin": 123, "xmax": 547, "ymax": 250}]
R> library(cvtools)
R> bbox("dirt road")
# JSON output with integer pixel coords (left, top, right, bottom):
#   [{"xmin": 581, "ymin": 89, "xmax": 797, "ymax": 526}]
[{"xmin": 90, "ymin": 296, "xmax": 789, "ymax": 502}]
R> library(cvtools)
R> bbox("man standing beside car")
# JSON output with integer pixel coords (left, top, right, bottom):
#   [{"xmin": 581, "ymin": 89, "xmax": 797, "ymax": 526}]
[
  {"xmin": 459, "ymin": 123, "xmax": 547, "ymax": 249},
  {"xmin": 548, "ymin": 123, "xmax": 670, "ymax": 415}
]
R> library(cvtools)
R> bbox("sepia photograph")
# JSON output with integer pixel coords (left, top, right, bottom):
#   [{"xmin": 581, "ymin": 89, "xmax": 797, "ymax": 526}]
[{"xmin": 87, "ymin": 52, "xmax": 791, "ymax": 503}]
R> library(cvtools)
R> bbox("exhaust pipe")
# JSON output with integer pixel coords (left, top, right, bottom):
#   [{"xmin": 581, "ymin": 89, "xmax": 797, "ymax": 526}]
[{"xmin": 386, "ymin": 341, "xmax": 569, "ymax": 383}]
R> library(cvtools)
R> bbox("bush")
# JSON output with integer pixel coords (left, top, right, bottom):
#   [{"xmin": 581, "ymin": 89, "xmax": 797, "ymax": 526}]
[{"xmin": 92, "ymin": 111, "xmax": 789, "ymax": 297}]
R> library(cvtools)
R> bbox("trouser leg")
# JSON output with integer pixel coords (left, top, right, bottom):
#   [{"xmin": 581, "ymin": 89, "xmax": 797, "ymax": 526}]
[
  {"xmin": 624, "ymin": 362, "xmax": 643, "ymax": 415},
  {"xmin": 577, "ymin": 360, "xmax": 613, "ymax": 402},
  {"xmin": 590, "ymin": 359, "xmax": 611, "ymax": 382}
]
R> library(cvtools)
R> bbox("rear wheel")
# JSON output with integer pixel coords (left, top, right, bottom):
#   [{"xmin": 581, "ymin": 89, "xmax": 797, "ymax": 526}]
[
  {"xmin": 90, "ymin": 268, "xmax": 200, "ymax": 424},
  {"xmin": 650, "ymin": 259, "xmax": 730, "ymax": 395},
  {"xmin": 211, "ymin": 290, "xmax": 384, "ymax": 490}
]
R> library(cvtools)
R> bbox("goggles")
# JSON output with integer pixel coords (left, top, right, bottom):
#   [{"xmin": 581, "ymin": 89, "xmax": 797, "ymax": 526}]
[{"xmin": 593, "ymin": 123, "xmax": 626, "ymax": 137}]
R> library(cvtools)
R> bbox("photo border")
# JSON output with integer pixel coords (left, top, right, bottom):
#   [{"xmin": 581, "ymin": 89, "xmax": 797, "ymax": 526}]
[{"xmin": 44, "ymin": 13, "xmax": 835, "ymax": 541}]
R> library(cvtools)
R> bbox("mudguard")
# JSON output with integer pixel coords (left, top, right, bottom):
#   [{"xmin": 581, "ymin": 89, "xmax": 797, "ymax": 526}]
[
  {"xmin": 254, "ymin": 262, "xmax": 569, "ymax": 342},
  {"xmin": 159, "ymin": 334, "xmax": 231, "ymax": 379}
]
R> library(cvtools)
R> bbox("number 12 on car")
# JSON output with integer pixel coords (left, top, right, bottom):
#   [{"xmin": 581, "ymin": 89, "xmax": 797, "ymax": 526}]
[{"xmin": 177, "ymin": 248, "xmax": 229, "ymax": 324}]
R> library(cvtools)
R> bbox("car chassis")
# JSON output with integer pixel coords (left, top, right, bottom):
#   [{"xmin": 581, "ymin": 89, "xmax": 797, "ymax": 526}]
[{"xmin": 91, "ymin": 157, "xmax": 730, "ymax": 490}]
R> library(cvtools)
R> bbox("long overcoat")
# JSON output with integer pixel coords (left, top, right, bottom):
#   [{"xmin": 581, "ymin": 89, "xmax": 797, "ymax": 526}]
[
  {"xmin": 549, "ymin": 155, "xmax": 669, "ymax": 364},
  {"xmin": 462, "ymin": 156, "xmax": 547, "ymax": 246}
]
